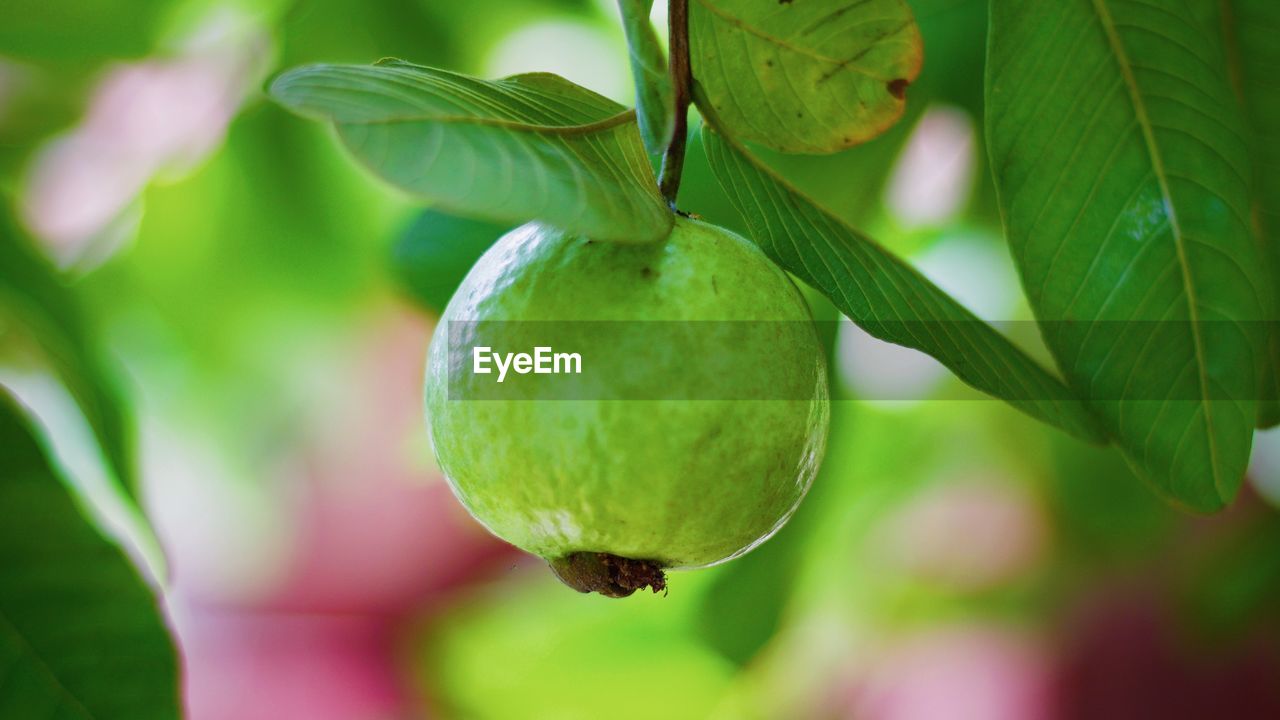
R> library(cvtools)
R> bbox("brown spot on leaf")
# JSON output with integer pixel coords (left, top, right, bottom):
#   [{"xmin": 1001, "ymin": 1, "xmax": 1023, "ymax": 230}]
[{"xmin": 888, "ymin": 78, "xmax": 909, "ymax": 100}]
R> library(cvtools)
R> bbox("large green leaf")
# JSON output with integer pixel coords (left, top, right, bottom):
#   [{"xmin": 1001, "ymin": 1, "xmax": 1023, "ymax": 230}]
[
  {"xmin": 689, "ymin": 0, "xmax": 923, "ymax": 153},
  {"xmin": 0, "ymin": 392, "xmax": 179, "ymax": 720},
  {"xmin": 0, "ymin": 202, "xmax": 137, "ymax": 508},
  {"xmin": 617, "ymin": 0, "xmax": 674, "ymax": 156},
  {"xmin": 1221, "ymin": 0, "xmax": 1280, "ymax": 428},
  {"xmin": 702, "ymin": 126, "xmax": 1105, "ymax": 442},
  {"xmin": 986, "ymin": 0, "xmax": 1267, "ymax": 510},
  {"xmin": 270, "ymin": 59, "xmax": 673, "ymax": 243}
]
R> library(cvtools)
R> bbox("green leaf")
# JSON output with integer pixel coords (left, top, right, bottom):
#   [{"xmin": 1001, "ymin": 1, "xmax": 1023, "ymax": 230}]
[
  {"xmin": 986, "ymin": 0, "xmax": 1268, "ymax": 510},
  {"xmin": 617, "ymin": 0, "xmax": 675, "ymax": 156},
  {"xmin": 0, "ymin": 202, "xmax": 138, "ymax": 508},
  {"xmin": 696, "ymin": 494, "xmax": 804, "ymax": 665},
  {"xmin": 0, "ymin": 392, "xmax": 179, "ymax": 720},
  {"xmin": 689, "ymin": 0, "xmax": 923, "ymax": 153},
  {"xmin": 701, "ymin": 126, "xmax": 1105, "ymax": 442},
  {"xmin": 1221, "ymin": 0, "xmax": 1280, "ymax": 428},
  {"xmin": 270, "ymin": 59, "xmax": 673, "ymax": 243},
  {"xmin": 392, "ymin": 210, "xmax": 513, "ymax": 314}
]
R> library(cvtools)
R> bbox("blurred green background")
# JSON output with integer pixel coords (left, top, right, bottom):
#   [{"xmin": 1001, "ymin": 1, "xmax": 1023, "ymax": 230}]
[{"xmin": 2, "ymin": 1, "xmax": 1279, "ymax": 718}]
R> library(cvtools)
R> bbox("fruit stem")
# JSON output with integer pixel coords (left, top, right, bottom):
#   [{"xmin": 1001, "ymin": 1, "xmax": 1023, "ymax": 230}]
[{"xmin": 658, "ymin": 0, "xmax": 691, "ymax": 209}]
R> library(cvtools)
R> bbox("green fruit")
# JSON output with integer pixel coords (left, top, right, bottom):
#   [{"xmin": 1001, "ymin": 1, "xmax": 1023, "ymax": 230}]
[{"xmin": 425, "ymin": 217, "xmax": 829, "ymax": 596}]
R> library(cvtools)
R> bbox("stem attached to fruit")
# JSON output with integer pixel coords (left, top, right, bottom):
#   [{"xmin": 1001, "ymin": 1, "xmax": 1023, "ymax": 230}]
[{"xmin": 658, "ymin": 0, "xmax": 691, "ymax": 208}]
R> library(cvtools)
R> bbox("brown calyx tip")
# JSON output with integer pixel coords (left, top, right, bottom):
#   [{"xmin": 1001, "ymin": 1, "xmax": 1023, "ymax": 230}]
[{"xmin": 548, "ymin": 552, "xmax": 667, "ymax": 598}]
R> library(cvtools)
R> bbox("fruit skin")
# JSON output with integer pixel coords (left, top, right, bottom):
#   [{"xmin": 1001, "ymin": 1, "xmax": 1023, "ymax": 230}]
[{"xmin": 425, "ymin": 217, "xmax": 829, "ymax": 570}]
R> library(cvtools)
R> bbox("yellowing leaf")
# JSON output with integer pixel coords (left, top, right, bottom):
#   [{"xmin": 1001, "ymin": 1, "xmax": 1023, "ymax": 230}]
[{"xmin": 690, "ymin": 0, "xmax": 923, "ymax": 153}]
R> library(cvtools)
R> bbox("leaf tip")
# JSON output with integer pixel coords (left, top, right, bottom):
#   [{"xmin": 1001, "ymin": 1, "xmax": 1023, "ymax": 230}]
[
  {"xmin": 265, "ymin": 65, "xmax": 314, "ymax": 114},
  {"xmin": 266, "ymin": 63, "xmax": 362, "ymax": 121}
]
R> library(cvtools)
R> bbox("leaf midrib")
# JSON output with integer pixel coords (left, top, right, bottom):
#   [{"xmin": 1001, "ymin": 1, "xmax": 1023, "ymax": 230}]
[
  {"xmin": 1089, "ymin": 0, "xmax": 1224, "ymax": 499},
  {"xmin": 323, "ymin": 107, "xmax": 639, "ymax": 136}
]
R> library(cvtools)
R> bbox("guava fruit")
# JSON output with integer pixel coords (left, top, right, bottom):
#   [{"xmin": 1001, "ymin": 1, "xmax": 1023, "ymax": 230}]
[{"xmin": 424, "ymin": 216, "xmax": 829, "ymax": 597}]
